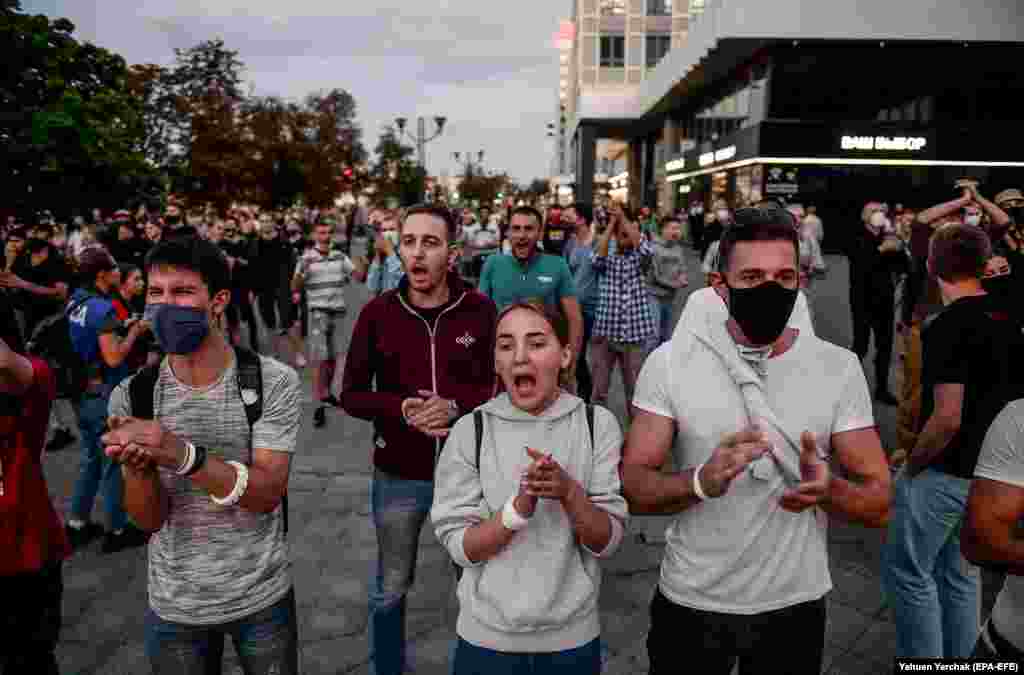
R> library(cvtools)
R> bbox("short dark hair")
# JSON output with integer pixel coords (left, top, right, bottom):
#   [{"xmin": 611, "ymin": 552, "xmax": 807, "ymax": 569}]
[
  {"xmin": 718, "ymin": 206, "xmax": 799, "ymax": 274},
  {"xmin": 510, "ymin": 206, "xmax": 543, "ymax": 226},
  {"xmin": 929, "ymin": 223, "xmax": 992, "ymax": 282},
  {"xmin": 400, "ymin": 204, "xmax": 457, "ymax": 243},
  {"xmin": 144, "ymin": 235, "xmax": 231, "ymax": 296},
  {"xmin": 78, "ymin": 245, "xmax": 117, "ymax": 282},
  {"xmin": 567, "ymin": 202, "xmax": 592, "ymax": 225}
]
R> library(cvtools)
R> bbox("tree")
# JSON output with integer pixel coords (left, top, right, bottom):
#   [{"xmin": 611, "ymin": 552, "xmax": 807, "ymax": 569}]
[
  {"xmin": 1, "ymin": 2, "xmax": 158, "ymax": 214},
  {"xmin": 301, "ymin": 89, "xmax": 367, "ymax": 207},
  {"xmin": 459, "ymin": 166, "xmax": 513, "ymax": 208},
  {"xmin": 163, "ymin": 39, "xmax": 247, "ymax": 210},
  {"xmin": 370, "ymin": 127, "xmax": 424, "ymax": 207}
]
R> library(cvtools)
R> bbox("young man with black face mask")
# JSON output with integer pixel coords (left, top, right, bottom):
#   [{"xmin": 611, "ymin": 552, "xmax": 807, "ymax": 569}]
[
  {"xmin": 621, "ymin": 206, "xmax": 891, "ymax": 675},
  {"xmin": 101, "ymin": 236, "xmax": 302, "ymax": 673}
]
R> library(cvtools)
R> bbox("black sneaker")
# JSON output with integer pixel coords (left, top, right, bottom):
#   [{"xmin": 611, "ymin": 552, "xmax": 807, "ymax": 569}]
[
  {"xmin": 46, "ymin": 428, "xmax": 76, "ymax": 452},
  {"xmin": 313, "ymin": 406, "xmax": 326, "ymax": 428},
  {"xmin": 101, "ymin": 524, "xmax": 150, "ymax": 554},
  {"xmin": 65, "ymin": 522, "xmax": 104, "ymax": 550},
  {"xmin": 320, "ymin": 395, "xmax": 340, "ymax": 408},
  {"xmin": 875, "ymin": 389, "xmax": 899, "ymax": 406}
]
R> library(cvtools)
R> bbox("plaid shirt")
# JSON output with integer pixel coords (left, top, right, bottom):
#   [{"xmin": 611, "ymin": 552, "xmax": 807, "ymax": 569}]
[{"xmin": 591, "ymin": 239, "xmax": 656, "ymax": 343}]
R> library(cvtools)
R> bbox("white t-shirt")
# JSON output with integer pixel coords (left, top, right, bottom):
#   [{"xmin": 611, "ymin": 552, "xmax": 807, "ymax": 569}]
[
  {"xmin": 633, "ymin": 333, "xmax": 874, "ymax": 614},
  {"xmin": 974, "ymin": 399, "xmax": 1024, "ymax": 651}
]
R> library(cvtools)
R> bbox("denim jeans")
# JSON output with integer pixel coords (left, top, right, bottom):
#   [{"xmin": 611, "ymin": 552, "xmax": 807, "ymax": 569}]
[
  {"xmin": 881, "ymin": 467, "xmax": 980, "ymax": 658},
  {"xmin": 144, "ymin": 588, "xmax": 299, "ymax": 675},
  {"xmin": 588, "ymin": 337, "xmax": 647, "ymax": 418},
  {"xmin": 0, "ymin": 561, "xmax": 62, "ymax": 675},
  {"xmin": 70, "ymin": 394, "xmax": 126, "ymax": 532},
  {"xmin": 648, "ymin": 295, "xmax": 675, "ymax": 347},
  {"xmin": 452, "ymin": 638, "xmax": 601, "ymax": 675},
  {"xmin": 370, "ymin": 468, "xmax": 435, "ymax": 675}
]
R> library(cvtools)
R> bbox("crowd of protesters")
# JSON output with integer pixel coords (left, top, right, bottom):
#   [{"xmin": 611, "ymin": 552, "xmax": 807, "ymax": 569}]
[{"xmin": 4, "ymin": 183, "xmax": 1024, "ymax": 675}]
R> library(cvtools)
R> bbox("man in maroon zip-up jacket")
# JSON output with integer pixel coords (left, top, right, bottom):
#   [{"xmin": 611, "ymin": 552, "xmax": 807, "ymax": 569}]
[{"xmin": 340, "ymin": 205, "xmax": 497, "ymax": 675}]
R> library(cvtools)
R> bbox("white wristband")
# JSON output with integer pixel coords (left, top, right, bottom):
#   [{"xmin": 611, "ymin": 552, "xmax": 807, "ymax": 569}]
[
  {"xmin": 693, "ymin": 463, "xmax": 711, "ymax": 501},
  {"xmin": 174, "ymin": 442, "xmax": 196, "ymax": 476},
  {"xmin": 211, "ymin": 461, "xmax": 249, "ymax": 507},
  {"xmin": 501, "ymin": 496, "xmax": 531, "ymax": 531}
]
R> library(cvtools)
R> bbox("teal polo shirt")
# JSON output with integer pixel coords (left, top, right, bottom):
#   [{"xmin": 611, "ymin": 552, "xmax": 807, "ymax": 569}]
[{"xmin": 478, "ymin": 252, "xmax": 577, "ymax": 313}]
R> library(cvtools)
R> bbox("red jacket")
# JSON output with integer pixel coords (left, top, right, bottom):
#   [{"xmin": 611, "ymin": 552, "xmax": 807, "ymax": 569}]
[
  {"xmin": 341, "ymin": 275, "xmax": 498, "ymax": 481},
  {"xmin": 0, "ymin": 358, "xmax": 71, "ymax": 576}
]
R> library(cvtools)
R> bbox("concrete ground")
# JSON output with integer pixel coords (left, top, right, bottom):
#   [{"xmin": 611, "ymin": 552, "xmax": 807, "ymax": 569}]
[{"xmin": 41, "ymin": 247, "xmax": 1003, "ymax": 674}]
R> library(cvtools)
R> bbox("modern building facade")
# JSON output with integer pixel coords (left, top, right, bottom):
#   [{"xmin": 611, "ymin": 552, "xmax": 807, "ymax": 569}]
[
  {"xmin": 561, "ymin": 0, "xmax": 1024, "ymax": 250},
  {"xmin": 551, "ymin": 0, "xmax": 697, "ymax": 204}
]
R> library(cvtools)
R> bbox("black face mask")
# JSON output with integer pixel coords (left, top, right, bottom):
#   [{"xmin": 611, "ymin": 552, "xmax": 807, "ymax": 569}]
[
  {"xmin": 726, "ymin": 281, "xmax": 799, "ymax": 346},
  {"xmin": 983, "ymin": 275, "xmax": 1015, "ymax": 303},
  {"xmin": 166, "ymin": 216, "xmax": 181, "ymax": 226},
  {"xmin": 1006, "ymin": 207, "xmax": 1024, "ymax": 225}
]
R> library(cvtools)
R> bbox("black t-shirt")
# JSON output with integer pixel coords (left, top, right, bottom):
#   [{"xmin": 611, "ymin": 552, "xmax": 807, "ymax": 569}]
[
  {"xmin": 12, "ymin": 249, "xmax": 70, "ymax": 333},
  {"xmin": 542, "ymin": 221, "xmax": 574, "ymax": 257},
  {"xmin": 921, "ymin": 294, "xmax": 1024, "ymax": 479}
]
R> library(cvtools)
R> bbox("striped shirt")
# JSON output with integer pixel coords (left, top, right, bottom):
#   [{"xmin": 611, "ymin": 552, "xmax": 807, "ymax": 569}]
[
  {"xmin": 108, "ymin": 354, "xmax": 302, "ymax": 625},
  {"xmin": 296, "ymin": 247, "xmax": 355, "ymax": 311}
]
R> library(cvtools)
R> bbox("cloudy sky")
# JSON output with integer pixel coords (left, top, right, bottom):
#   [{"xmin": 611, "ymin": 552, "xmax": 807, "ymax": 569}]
[{"xmin": 24, "ymin": 0, "xmax": 566, "ymax": 183}]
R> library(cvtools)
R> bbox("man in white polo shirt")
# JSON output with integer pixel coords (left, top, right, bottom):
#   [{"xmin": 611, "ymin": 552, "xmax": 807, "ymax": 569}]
[{"xmin": 621, "ymin": 206, "xmax": 892, "ymax": 675}]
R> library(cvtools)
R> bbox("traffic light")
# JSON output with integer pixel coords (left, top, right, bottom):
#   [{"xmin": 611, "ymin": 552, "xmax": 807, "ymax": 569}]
[
  {"xmin": 497, "ymin": 192, "xmax": 504, "ymax": 199},
  {"xmin": 342, "ymin": 167, "xmax": 354, "ymax": 180}
]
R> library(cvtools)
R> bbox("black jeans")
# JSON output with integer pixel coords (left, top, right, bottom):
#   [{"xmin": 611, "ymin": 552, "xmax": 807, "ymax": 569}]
[
  {"xmin": 647, "ymin": 589, "xmax": 826, "ymax": 675},
  {"xmin": 576, "ymin": 310, "xmax": 595, "ymax": 403},
  {"xmin": 850, "ymin": 283, "xmax": 895, "ymax": 391},
  {"xmin": 0, "ymin": 561, "xmax": 63, "ymax": 675}
]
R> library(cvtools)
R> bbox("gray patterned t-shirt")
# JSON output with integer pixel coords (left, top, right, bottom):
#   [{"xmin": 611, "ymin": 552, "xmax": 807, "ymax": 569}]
[{"xmin": 109, "ymin": 353, "xmax": 301, "ymax": 625}]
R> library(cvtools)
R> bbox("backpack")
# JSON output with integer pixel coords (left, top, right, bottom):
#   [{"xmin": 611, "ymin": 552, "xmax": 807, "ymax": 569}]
[
  {"xmin": 127, "ymin": 345, "xmax": 289, "ymax": 535},
  {"xmin": 26, "ymin": 296, "xmax": 91, "ymax": 399},
  {"xmin": 452, "ymin": 404, "xmax": 596, "ymax": 580}
]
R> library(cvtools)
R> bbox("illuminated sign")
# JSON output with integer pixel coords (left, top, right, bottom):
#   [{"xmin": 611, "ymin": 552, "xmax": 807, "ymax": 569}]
[
  {"xmin": 699, "ymin": 145, "xmax": 737, "ymax": 167},
  {"xmin": 841, "ymin": 135, "xmax": 927, "ymax": 152},
  {"xmin": 665, "ymin": 158, "xmax": 686, "ymax": 172},
  {"xmin": 679, "ymin": 184, "xmax": 692, "ymax": 194}
]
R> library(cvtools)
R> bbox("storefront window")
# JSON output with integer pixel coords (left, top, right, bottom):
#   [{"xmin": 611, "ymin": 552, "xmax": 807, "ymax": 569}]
[
  {"xmin": 647, "ymin": 0, "xmax": 672, "ymax": 16},
  {"xmin": 646, "ymin": 34, "xmax": 672, "ymax": 68},
  {"xmin": 600, "ymin": 35, "xmax": 625, "ymax": 67}
]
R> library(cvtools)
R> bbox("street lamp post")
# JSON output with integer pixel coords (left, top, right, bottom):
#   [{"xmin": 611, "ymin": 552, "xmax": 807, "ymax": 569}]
[
  {"xmin": 453, "ymin": 150, "xmax": 485, "ymax": 176},
  {"xmin": 395, "ymin": 116, "xmax": 447, "ymax": 170}
]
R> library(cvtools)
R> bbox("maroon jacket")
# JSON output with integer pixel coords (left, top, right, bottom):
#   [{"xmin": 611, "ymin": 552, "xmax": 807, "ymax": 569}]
[{"xmin": 341, "ymin": 274, "xmax": 498, "ymax": 481}]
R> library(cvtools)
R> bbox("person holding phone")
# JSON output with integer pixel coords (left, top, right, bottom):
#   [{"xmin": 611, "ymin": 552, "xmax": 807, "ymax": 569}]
[{"xmin": 431, "ymin": 301, "xmax": 627, "ymax": 675}]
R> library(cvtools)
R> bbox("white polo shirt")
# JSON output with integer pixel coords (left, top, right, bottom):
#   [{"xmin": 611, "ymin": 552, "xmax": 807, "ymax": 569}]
[{"xmin": 633, "ymin": 332, "xmax": 874, "ymax": 614}]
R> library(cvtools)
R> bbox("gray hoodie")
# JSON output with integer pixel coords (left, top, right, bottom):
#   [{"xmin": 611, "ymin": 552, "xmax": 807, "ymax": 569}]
[{"xmin": 431, "ymin": 393, "xmax": 628, "ymax": 653}]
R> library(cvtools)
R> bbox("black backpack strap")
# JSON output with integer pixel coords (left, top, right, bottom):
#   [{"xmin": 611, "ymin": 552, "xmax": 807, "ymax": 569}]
[
  {"xmin": 128, "ymin": 363, "xmax": 161, "ymax": 420},
  {"xmin": 473, "ymin": 410, "xmax": 484, "ymax": 470},
  {"xmin": 586, "ymin": 404, "xmax": 596, "ymax": 452},
  {"xmin": 232, "ymin": 346, "xmax": 283, "ymax": 534}
]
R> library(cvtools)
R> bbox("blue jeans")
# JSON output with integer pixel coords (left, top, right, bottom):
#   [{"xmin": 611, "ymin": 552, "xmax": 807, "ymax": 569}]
[
  {"xmin": 370, "ymin": 468, "xmax": 435, "ymax": 675},
  {"xmin": 70, "ymin": 394, "xmax": 126, "ymax": 532},
  {"xmin": 651, "ymin": 295, "xmax": 675, "ymax": 346},
  {"xmin": 881, "ymin": 467, "xmax": 980, "ymax": 658},
  {"xmin": 452, "ymin": 638, "xmax": 601, "ymax": 675},
  {"xmin": 144, "ymin": 588, "xmax": 298, "ymax": 674}
]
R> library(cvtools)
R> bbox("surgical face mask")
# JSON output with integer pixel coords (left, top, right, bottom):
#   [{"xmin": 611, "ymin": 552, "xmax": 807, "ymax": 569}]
[
  {"xmin": 964, "ymin": 213, "xmax": 982, "ymax": 227},
  {"xmin": 725, "ymin": 280, "xmax": 799, "ymax": 346},
  {"xmin": 148, "ymin": 304, "xmax": 210, "ymax": 354}
]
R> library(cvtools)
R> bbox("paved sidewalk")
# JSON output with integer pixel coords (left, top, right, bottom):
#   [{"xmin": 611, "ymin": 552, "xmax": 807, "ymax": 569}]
[{"xmin": 41, "ymin": 251, "xmax": 1003, "ymax": 674}]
